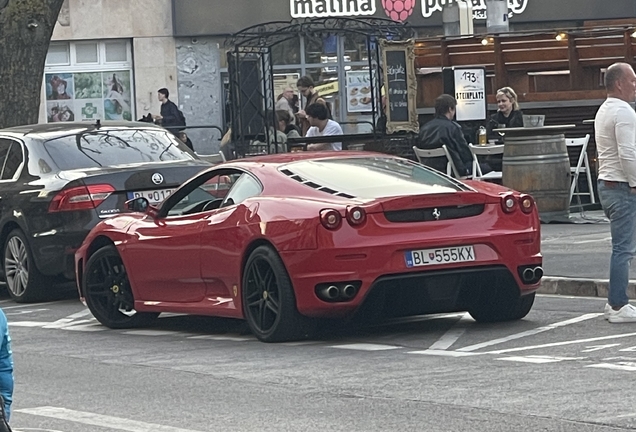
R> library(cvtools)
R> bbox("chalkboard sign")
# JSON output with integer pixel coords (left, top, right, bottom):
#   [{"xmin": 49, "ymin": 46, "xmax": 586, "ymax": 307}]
[
  {"xmin": 380, "ymin": 39, "xmax": 418, "ymax": 134},
  {"xmin": 385, "ymin": 51, "xmax": 409, "ymax": 122}
]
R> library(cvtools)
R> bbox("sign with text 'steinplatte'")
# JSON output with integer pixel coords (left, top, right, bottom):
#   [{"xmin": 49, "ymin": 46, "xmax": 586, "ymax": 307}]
[{"xmin": 450, "ymin": 68, "xmax": 486, "ymax": 121}]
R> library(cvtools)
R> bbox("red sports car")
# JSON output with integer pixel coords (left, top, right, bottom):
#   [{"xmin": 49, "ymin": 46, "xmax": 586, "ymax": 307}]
[{"xmin": 75, "ymin": 152, "xmax": 542, "ymax": 342}]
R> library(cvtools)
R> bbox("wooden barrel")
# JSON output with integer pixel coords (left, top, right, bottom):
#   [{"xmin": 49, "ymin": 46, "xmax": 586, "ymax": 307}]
[{"xmin": 502, "ymin": 133, "xmax": 571, "ymax": 215}]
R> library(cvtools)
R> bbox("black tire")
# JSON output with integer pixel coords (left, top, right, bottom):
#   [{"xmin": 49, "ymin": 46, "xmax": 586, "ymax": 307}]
[
  {"xmin": 242, "ymin": 245, "xmax": 313, "ymax": 342},
  {"xmin": 3, "ymin": 229, "xmax": 47, "ymax": 303},
  {"xmin": 469, "ymin": 290, "xmax": 536, "ymax": 323},
  {"xmin": 83, "ymin": 245, "xmax": 158, "ymax": 329}
]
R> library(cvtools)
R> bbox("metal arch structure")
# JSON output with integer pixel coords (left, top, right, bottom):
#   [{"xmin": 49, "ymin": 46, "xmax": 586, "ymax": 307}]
[{"xmin": 226, "ymin": 18, "xmax": 414, "ymax": 158}]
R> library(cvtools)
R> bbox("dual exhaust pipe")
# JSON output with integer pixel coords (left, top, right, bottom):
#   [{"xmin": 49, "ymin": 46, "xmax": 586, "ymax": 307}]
[
  {"xmin": 521, "ymin": 266, "xmax": 544, "ymax": 284},
  {"xmin": 316, "ymin": 283, "xmax": 358, "ymax": 302}
]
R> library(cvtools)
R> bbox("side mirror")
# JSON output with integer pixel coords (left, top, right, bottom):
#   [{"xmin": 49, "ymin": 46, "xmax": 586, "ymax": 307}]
[{"xmin": 126, "ymin": 197, "xmax": 150, "ymax": 213}]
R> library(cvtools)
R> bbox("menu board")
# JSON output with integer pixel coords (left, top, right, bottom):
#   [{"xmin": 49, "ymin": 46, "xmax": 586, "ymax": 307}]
[
  {"xmin": 385, "ymin": 51, "xmax": 409, "ymax": 122},
  {"xmin": 380, "ymin": 39, "xmax": 418, "ymax": 134},
  {"xmin": 346, "ymin": 70, "xmax": 373, "ymax": 113}
]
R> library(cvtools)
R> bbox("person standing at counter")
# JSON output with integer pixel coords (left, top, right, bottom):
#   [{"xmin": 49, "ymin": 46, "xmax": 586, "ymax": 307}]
[
  {"xmin": 595, "ymin": 62, "xmax": 636, "ymax": 323},
  {"xmin": 487, "ymin": 87, "xmax": 524, "ymax": 142}
]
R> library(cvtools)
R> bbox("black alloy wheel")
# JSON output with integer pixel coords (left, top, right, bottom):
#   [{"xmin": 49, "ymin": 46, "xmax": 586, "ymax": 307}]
[
  {"xmin": 83, "ymin": 245, "xmax": 158, "ymax": 329},
  {"xmin": 242, "ymin": 245, "xmax": 313, "ymax": 342},
  {"xmin": 3, "ymin": 229, "xmax": 46, "ymax": 303}
]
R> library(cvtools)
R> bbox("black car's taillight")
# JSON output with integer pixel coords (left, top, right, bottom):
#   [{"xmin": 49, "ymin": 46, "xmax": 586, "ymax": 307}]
[{"xmin": 48, "ymin": 184, "xmax": 115, "ymax": 212}]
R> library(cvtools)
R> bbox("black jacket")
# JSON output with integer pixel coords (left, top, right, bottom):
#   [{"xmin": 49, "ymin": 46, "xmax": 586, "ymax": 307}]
[
  {"xmin": 418, "ymin": 115, "xmax": 473, "ymax": 176},
  {"xmin": 160, "ymin": 100, "xmax": 184, "ymax": 131},
  {"xmin": 486, "ymin": 110, "xmax": 524, "ymax": 141}
]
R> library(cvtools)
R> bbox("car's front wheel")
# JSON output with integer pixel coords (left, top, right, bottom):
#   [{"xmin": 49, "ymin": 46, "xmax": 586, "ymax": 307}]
[
  {"xmin": 3, "ymin": 229, "xmax": 46, "ymax": 303},
  {"xmin": 83, "ymin": 245, "xmax": 158, "ymax": 329},
  {"xmin": 242, "ymin": 245, "xmax": 313, "ymax": 342}
]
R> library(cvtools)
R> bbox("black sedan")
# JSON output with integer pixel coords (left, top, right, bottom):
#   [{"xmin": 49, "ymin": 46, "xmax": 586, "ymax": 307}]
[{"xmin": 0, "ymin": 121, "xmax": 211, "ymax": 302}]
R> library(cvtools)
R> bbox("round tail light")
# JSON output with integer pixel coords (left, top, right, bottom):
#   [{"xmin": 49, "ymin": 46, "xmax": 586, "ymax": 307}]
[
  {"xmin": 519, "ymin": 194, "xmax": 535, "ymax": 214},
  {"xmin": 320, "ymin": 209, "xmax": 342, "ymax": 230},
  {"xmin": 346, "ymin": 206, "xmax": 366, "ymax": 226},
  {"xmin": 501, "ymin": 193, "xmax": 517, "ymax": 213}
]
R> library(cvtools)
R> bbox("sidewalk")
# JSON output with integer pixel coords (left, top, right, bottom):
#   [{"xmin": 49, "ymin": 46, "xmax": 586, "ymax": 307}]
[{"xmin": 538, "ymin": 209, "xmax": 636, "ymax": 297}]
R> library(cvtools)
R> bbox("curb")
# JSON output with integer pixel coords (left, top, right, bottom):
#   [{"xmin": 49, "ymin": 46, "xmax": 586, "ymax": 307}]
[{"xmin": 538, "ymin": 277, "xmax": 636, "ymax": 298}]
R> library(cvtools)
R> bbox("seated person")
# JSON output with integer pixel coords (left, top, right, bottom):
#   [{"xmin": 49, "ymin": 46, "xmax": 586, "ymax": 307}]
[
  {"xmin": 276, "ymin": 110, "xmax": 301, "ymax": 139},
  {"xmin": 418, "ymin": 94, "xmax": 474, "ymax": 177},
  {"xmin": 486, "ymin": 86, "xmax": 524, "ymax": 143},
  {"xmin": 305, "ymin": 103, "xmax": 342, "ymax": 151},
  {"xmin": 177, "ymin": 131, "xmax": 194, "ymax": 151}
]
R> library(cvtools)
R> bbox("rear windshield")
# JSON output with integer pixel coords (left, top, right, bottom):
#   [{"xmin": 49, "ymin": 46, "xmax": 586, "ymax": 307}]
[
  {"xmin": 281, "ymin": 156, "xmax": 466, "ymax": 199},
  {"xmin": 43, "ymin": 129, "xmax": 196, "ymax": 170}
]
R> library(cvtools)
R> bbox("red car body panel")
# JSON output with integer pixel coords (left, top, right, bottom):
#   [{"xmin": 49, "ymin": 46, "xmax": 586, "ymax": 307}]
[{"xmin": 76, "ymin": 152, "xmax": 542, "ymax": 321}]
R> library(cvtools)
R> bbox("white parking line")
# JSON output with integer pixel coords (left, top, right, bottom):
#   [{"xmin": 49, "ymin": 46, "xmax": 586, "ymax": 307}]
[
  {"xmin": 428, "ymin": 313, "xmax": 472, "ymax": 351},
  {"xmin": 586, "ymin": 363, "xmax": 636, "ymax": 372},
  {"xmin": 16, "ymin": 406, "xmax": 204, "ymax": 432},
  {"xmin": 497, "ymin": 355, "xmax": 587, "ymax": 364},
  {"xmin": 43, "ymin": 310, "xmax": 92, "ymax": 329},
  {"xmin": 457, "ymin": 313, "xmax": 602, "ymax": 352},
  {"xmin": 330, "ymin": 343, "xmax": 401, "ymax": 351},
  {"xmin": 485, "ymin": 332, "xmax": 636, "ymax": 355},
  {"xmin": 408, "ymin": 349, "xmax": 480, "ymax": 357}
]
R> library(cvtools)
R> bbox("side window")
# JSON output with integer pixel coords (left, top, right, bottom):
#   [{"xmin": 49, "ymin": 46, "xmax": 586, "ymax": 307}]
[
  {"xmin": 2, "ymin": 141, "xmax": 23, "ymax": 180},
  {"xmin": 222, "ymin": 173, "xmax": 262, "ymax": 207},
  {"xmin": 166, "ymin": 171, "xmax": 241, "ymax": 217},
  {"xmin": 0, "ymin": 139, "xmax": 13, "ymax": 180}
]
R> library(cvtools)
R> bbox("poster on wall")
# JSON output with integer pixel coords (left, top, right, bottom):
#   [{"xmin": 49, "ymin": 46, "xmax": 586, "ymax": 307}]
[
  {"xmin": 45, "ymin": 71, "xmax": 133, "ymax": 123},
  {"xmin": 346, "ymin": 70, "xmax": 373, "ymax": 113},
  {"xmin": 273, "ymin": 73, "xmax": 300, "ymax": 100},
  {"xmin": 452, "ymin": 68, "xmax": 486, "ymax": 121}
]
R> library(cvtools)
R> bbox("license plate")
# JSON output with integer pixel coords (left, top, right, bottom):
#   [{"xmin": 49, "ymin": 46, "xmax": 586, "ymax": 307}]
[
  {"xmin": 405, "ymin": 246, "xmax": 475, "ymax": 268},
  {"xmin": 127, "ymin": 189, "xmax": 174, "ymax": 206}
]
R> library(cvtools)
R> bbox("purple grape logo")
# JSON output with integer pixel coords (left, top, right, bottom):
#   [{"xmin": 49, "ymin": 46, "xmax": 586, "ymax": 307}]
[{"xmin": 382, "ymin": 0, "xmax": 416, "ymax": 22}]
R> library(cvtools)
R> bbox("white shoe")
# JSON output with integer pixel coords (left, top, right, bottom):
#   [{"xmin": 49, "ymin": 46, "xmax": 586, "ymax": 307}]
[
  {"xmin": 608, "ymin": 304, "xmax": 636, "ymax": 323},
  {"xmin": 604, "ymin": 303, "xmax": 611, "ymax": 320}
]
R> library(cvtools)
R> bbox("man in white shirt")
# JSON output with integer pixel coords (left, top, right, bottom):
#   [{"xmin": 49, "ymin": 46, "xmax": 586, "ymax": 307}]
[
  {"xmin": 305, "ymin": 103, "xmax": 342, "ymax": 151},
  {"xmin": 595, "ymin": 62, "xmax": 636, "ymax": 323}
]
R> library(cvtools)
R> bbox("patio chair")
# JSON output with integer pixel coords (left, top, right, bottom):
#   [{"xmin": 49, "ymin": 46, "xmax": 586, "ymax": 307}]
[
  {"xmin": 566, "ymin": 134, "xmax": 595, "ymax": 204},
  {"xmin": 468, "ymin": 144, "xmax": 504, "ymax": 181}
]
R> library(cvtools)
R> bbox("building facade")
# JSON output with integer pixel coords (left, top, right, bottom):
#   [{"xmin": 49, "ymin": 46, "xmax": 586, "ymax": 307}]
[{"xmin": 41, "ymin": 0, "xmax": 636, "ymax": 153}]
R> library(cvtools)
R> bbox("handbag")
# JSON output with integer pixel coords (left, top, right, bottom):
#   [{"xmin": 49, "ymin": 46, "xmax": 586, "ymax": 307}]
[{"xmin": 0, "ymin": 396, "xmax": 12, "ymax": 432}]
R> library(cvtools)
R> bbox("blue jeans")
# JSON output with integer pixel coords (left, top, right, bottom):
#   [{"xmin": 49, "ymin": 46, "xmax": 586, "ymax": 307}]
[{"xmin": 598, "ymin": 180, "xmax": 636, "ymax": 307}]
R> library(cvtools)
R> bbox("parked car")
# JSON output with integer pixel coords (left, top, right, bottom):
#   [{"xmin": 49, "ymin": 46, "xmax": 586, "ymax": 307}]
[
  {"xmin": 0, "ymin": 121, "xmax": 211, "ymax": 302},
  {"xmin": 75, "ymin": 151, "xmax": 542, "ymax": 342}
]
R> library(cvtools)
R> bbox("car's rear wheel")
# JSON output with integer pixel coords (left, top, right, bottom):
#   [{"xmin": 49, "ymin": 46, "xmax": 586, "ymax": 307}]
[
  {"xmin": 3, "ymin": 229, "xmax": 47, "ymax": 303},
  {"xmin": 469, "ymin": 288, "xmax": 535, "ymax": 323},
  {"xmin": 83, "ymin": 245, "xmax": 158, "ymax": 329},
  {"xmin": 242, "ymin": 245, "xmax": 313, "ymax": 342}
]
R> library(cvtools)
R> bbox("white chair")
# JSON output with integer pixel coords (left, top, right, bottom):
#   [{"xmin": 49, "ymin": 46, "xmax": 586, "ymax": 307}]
[
  {"xmin": 468, "ymin": 144, "xmax": 504, "ymax": 181},
  {"xmin": 413, "ymin": 146, "xmax": 452, "ymax": 177},
  {"xmin": 566, "ymin": 134, "xmax": 595, "ymax": 204}
]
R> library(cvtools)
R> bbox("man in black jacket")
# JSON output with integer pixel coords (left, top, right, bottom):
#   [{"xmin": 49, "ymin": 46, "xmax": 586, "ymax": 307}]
[
  {"xmin": 418, "ymin": 94, "xmax": 474, "ymax": 177},
  {"xmin": 153, "ymin": 88, "xmax": 185, "ymax": 135}
]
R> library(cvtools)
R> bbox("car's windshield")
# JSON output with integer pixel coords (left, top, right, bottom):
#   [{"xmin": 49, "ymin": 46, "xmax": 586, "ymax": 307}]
[
  {"xmin": 43, "ymin": 129, "xmax": 196, "ymax": 170},
  {"xmin": 281, "ymin": 156, "xmax": 467, "ymax": 199}
]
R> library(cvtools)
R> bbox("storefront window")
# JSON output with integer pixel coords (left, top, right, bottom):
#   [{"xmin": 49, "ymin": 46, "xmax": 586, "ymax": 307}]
[
  {"xmin": 344, "ymin": 34, "xmax": 371, "ymax": 63},
  {"xmin": 304, "ymin": 34, "xmax": 338, "ymax": 65},
  {"xmin": 271, "ymin": 38, "xmax": 301, "ymax": 66},
  {"xmin": 44, "ymin": 40, "xmax": 134, "ymax": 123}
]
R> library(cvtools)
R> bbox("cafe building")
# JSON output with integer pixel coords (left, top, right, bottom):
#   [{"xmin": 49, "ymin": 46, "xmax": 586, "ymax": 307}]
[{"xmin": 42, "ymin": 0, "xmax": 636, "ymax": 153}]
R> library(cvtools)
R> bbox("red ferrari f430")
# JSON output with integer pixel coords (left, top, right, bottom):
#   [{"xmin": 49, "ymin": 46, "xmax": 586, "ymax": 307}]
[{"xmin": 75, "ymin": 152, "xmax": 542, "ymax": 342}]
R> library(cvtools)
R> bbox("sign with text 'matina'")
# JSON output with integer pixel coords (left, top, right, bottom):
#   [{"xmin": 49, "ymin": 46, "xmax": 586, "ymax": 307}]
[{"xmin": 289, "ymin": 0, "xmax": 530, "ymax": 22}]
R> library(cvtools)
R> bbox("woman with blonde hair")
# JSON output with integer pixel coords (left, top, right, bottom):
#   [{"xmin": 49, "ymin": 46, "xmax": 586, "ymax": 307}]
[{"xmin": 487, "ymin": 86, "xmax": 524, "ymax": 141}]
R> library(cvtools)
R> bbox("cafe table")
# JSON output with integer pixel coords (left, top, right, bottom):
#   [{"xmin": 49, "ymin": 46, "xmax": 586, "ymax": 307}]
[{"xmin": 493, "ymin": 124, "xmax": 576, "ymax": 222}]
